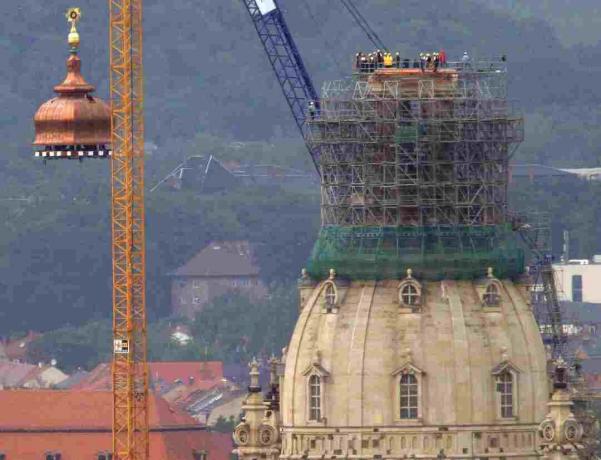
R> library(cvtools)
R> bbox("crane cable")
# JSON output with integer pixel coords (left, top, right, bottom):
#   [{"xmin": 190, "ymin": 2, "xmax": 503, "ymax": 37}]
[
  {"xmin": 339, "ymin": 0, "xmax": 389, "ymax": 52},
  {"xmin": 298, "ymin": 0, "xmax": 347, "ymax": 74}
]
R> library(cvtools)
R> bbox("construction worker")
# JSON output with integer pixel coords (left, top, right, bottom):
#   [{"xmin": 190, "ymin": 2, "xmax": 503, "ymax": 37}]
[
  {"xmin": 395, "ymin": 52, "xmax": 401, "ymax": 68},
  {"xmin": 308, "ymin": 101, "xmax": 316, "ymax": 120},
  {"xmin": 433, "ymin": 52, "xmax": 440, "ymax": 72},
  {"xmin": 376, "ymin": 49, "xmax": 384, "ymax": 68},
  {"xmin": 360, "ymin": 53, "xmax": 368, "ymax": 72},
  {"xmin": 461, "ymin": 50, "xmax": 470, "ymax": 68},
  {"xmin": 384, "ymin": 52, "xmax": 393, "ymax": 68},
  {"xmin": 439, "ymin": 49, "xmax": 447, "ymax": 67},
  {"xmin": 419, "ymin": 52, "xmax": 425, "ymax": 71}
]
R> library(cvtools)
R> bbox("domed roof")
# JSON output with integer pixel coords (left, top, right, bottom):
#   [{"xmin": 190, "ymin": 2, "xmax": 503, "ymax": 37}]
[
  {"xmin": 33, "ymin": 12, "xmax": 110, "ymax": 157},
  {"xmin": 281, "ymin": 276, "xmax": 549, "ymax": 458}
]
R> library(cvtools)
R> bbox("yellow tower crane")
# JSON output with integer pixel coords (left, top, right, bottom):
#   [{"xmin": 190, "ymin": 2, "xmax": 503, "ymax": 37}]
[
  {"xmin": 33, "ymin": 6, "xmax": 149, "ymax": 459},
  {"xmin": 108, "ymin": 0, "xmax": 149, "ymax": 458}
]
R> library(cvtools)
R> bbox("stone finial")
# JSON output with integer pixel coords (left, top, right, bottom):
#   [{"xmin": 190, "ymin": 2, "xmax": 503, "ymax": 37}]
[
  {"xmin": 487, "ymin": 267, "xmax": 494, "ymax": 278},
  {"xmin": 554, "ymin": 356, "xmax": 568, "ymax": 390},
  {"xmin": 312, "ymin": 349, "xmax": 322, "ymax": 366},
  {"xmin": 501, "ymin": 346, "xmax": 509, "ymax": 363},
  {"xmin": 401, "ymin": 348, "xmax": 412, "ymax": 362},
  {"xmin": 268, "ymin": 355, "xmax": 279, "ymax": 386},
  {"xmin": 329, "ymin": 268, "xmax": 336, "ymax": 280},
  {"xmin": 406, "ymin": 268, "xmax": 413, "ymax": 279},
  {"xmin": 249, "ymin": 357, "xmax": 260, "ymax": 390},
  {"xmin": 301, "ymin": 268, "xmax": 308, "ymax": 279}
]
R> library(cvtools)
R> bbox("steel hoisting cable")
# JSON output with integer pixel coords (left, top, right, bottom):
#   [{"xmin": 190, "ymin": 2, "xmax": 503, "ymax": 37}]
[
  {"xmin": 299, "ymin": 0, "xmax": 346, "ymax": 74},
  {"xmin": 339, "ymin": 0, "xmax": 389, "ymax": 52}
]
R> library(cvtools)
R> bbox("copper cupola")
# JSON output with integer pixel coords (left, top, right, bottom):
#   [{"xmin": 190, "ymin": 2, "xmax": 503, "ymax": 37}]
[{"xmin": 33, "ymin": 8, "xmax": 111, "ymax": 159}]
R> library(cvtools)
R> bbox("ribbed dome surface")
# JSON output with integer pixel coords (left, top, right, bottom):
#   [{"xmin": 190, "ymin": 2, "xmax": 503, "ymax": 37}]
[
  {"xmin": 33, "ymin": 53, "xmax": 110, "ymax": 148},
  {"xmin": 280, "ymin": 278, "xmax": 549, "ymax": 459}
]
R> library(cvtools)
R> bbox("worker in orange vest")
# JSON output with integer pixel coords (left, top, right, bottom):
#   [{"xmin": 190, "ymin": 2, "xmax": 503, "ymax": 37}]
[{"xmin": 439, "ymin": 50, "xmax": 447, "ymax": 67}]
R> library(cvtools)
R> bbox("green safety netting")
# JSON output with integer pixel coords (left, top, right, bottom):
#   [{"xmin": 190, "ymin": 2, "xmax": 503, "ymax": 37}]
[{"xmin": 306, "ymin": 224, "xmax": 524, "ymax": 281}]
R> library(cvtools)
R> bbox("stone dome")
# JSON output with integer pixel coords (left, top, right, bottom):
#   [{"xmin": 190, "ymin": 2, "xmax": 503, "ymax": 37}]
[{"xmin": 280, "ymin": 275, "xmax": 549, "ymax": 459}]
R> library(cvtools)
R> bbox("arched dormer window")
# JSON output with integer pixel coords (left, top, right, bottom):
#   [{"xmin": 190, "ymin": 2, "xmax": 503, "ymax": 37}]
[
  {"xmin": 324, "ymin": 283, "xmax": 337, "ymax": 310},
  {"xmin": 398, "ymin": 268, "xmax": 421, "ymax": 310},
  {"xmin": 321, "ymin": 269, "xmax": 339, "ymax": 313},
  {"xmin": 482, "ymin": 267, "xmax": 502, "ymax": 308},
  {"xmin": 483, "ymin": 283, "xmax": 500, "ymax": 307}
]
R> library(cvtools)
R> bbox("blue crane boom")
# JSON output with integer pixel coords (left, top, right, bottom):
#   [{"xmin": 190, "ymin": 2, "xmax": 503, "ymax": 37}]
[{"xmin": 241, "ymin": 0, "xmax": 320, "ymax": 171}]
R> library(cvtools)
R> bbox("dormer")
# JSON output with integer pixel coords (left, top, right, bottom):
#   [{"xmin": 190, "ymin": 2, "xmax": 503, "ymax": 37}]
[
  {"xmin": 392, "ymin": 349, "xmax": 425, "ymax": 423},
  {"xmin": 479, "ymin": 267, "xmax": 503, "ymax": 309},
  {"xmin": 320, "ymin": 269, "xmax": 339, "ymax": 313},
  {"xmin": 398, "ymin": 268, "xmax": 422, "ymax": 312},
  {"xmin": 491, "ymin": 349, "xmax": 521, "ymax": 420}
]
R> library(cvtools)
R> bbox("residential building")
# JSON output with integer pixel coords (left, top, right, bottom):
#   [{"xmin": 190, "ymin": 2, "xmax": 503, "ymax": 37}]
[
  {"xmin": 0, "ymin": 390, "xmax": 232, "ymax": 460},
  {"xmin": 0, "ymin": 361, "xmax": 68, "ymax": 389},
  {"xmin": 171, "ymin": 241, "xmax": 267, "ymax": 319},
  {"xmin": 1, "ymin": 331, "xmax": 41, "ymax": 362},
  {"xmin": 67, "ymin": 361, "xmax": 224, "ymax": 393},
  {"xmin": 553, "ymin": 257, "xmax": 601, "ymax": 303}
]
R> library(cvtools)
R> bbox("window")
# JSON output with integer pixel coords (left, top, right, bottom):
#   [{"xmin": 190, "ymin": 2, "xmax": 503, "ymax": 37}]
[
  {"xmin": 324, "ymin": 283, "xmax": 337, "ymax": 310},
  {"xmin": 496, "ymin": 371, "xmax": 514, "ymax": 418},
  {"xmin": 399, "ymin": 374, "xmax": 418, "ymax": 419},
  {"xmin": 572, "ymin": 275, "xmax": 583, "ymax": 302},
  {"xmin": 192, "ymin": 279, "xmax": 202, "ymax": 289},
  {"xmin": 193, "ymin": 297, "xmax": 202, "ymax": 305},
  {"xmin": 401, "ymin": 284, "xmax": 419, "ymax": 306},
  {"xmin": 193, "ymin": 450, "xmax": 208, "ymax": 460},
  {"xmin": 309, "ymin": 375, "xmax": 321, "ymax": 421},
  {"xmin": 97, "ymin": 453, "xmax": 113, "ymax": 460},
  {"xmin": 46, "ymin": 454, "xmax": 61, "ymax": 460},
  {"xmin": 483, "ymin": 283, "xmax": 500, "ymax": 306},
  {"xmin": 0, "ymin": 453, "xmax": 5, "ymax": 460}
]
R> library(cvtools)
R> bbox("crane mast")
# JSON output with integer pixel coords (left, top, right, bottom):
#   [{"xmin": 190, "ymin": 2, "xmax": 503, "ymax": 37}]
[{"xmin": 109, "ymin": 0, "xmax": 149, "ymax": 458}]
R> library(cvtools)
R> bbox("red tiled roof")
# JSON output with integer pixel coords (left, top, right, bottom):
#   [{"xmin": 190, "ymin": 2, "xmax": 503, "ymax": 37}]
[
  {"xmin": 173, "ymin": 240, "xmax": 260, "ymax": 277},
  {"xmin": 0, "ymin": 390, "xmax": 233, "ymax": 460},
  {"xmin": 149, "ymin": 361, "xmax": 224, "ymax": 385},
  {"xmin": 71, "ymin": 361, "xmax": 224, "ymax": 391}
]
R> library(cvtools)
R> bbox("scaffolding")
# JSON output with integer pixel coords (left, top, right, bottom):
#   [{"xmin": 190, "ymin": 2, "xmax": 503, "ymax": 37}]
[{"xmin": 307, "ymin": 62, "xmax": 525, "ymax": 280}]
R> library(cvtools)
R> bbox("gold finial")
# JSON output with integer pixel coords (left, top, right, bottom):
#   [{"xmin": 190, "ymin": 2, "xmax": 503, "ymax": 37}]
[
  {"xmin": 406, "ymin": 268, "xmax": 413, "ymax": 279},
  {"xmin": 487, "ymin": 266, "xmax": 494, "ymax": 278},
  {"xmin": 66, "ymin": 8, "xmax": 82, "ymax": 51},
  {"xmin": 329, "ymin": 268, "xmax": 336, "ymax": 280}
]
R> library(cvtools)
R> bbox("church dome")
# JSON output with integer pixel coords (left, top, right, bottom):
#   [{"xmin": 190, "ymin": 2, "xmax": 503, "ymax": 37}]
[
  {"xmin": 280, "ymin": 271, "xmax": 549, "ymax": 459},
  {"xmin": 33, "ymin": 10, "xmax": 111, "ymax": 159}
]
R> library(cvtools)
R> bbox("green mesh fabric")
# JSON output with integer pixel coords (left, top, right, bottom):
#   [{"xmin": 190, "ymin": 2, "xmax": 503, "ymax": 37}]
[{"xmin": 306, "ymin": 224, "xmax": 524, "ymax": 281}]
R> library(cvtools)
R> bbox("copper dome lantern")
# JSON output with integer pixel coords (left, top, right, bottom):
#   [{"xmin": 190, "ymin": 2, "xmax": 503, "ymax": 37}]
[{"xmin": 33, "ymin": 10, "xmax": 111, "ymax": 159}]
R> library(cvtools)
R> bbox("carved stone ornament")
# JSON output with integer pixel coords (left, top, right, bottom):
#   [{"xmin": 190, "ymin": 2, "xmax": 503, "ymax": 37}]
[
  {"xmin": 234, "ymin": 423, "xmax": 251, "ymax": 446},
  {"xmin": 539, "ymin": 418, "xmax": 556, "ymax": 442},
  {"xmin": 259, "ymin": 424, "xmax": 278, "ymax": 446}
]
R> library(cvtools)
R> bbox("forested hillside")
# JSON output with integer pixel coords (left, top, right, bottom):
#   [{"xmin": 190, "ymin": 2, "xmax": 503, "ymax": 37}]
[{"xmin": 1, "ymin": 0, "xmax": 601, "ymax": 350}]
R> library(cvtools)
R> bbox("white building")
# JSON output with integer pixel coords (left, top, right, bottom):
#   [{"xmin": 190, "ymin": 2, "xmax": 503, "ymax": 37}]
[{"xmin": 553, "ymin": 257, "xmax": 601, "ymax": 303}]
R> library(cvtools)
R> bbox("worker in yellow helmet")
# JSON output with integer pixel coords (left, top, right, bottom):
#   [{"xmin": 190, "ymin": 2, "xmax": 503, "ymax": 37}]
[{"xmin": 384, "ymin": 52, "xmax": 393, "ymax": 68}]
